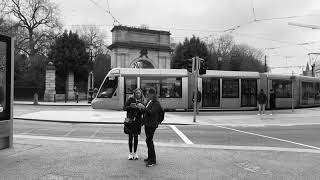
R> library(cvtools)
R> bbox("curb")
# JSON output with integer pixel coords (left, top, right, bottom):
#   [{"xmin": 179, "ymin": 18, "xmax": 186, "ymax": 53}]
[
  {"xmin": 14, "ymin": 103, "xmax": 91, "ymax": 106},
  {"xmin": 13, "ymin": 117, "xmax": 194, "ymax": 126}
]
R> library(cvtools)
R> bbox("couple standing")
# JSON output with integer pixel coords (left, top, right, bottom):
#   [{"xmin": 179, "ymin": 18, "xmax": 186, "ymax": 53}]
[{"xmin": 123, "ymin": 87, "xmax": 162, "ymax": 167}]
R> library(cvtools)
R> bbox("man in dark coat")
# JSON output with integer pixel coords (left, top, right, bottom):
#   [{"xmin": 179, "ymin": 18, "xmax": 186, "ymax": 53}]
[
  {"xmin": 138, "ymin": 88, "xmax": 162, "ymax": 167},
  {"xmin": 257, "ymin": 89, "xmax": 267, "ymax": 115},
  {"xmin": 269, "ymin": 89, "xmax": 276, "ymax": 115}
]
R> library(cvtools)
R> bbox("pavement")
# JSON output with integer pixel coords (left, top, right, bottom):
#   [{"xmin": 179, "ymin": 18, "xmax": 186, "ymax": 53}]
[
  {"xmin": 14, "ymin": 100, "xmax": 91, "ymax": 106},
  {"xmin": 13, "ymin": 103, "xmax": 320, "ymax": 126}
]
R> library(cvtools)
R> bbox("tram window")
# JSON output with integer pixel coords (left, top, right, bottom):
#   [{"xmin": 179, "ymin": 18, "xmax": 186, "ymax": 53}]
[
  {"xmin": 140, "ymin": 77, "xmax": 161, "ymax": 97},
  {"xmin": 160, "ymin": 78, "xmax": 182, "ymax": 98},
  {"xmin": 302, "ymin": 82, "xmax": 314, "ymax": 99},
  {"xmin": 222, "ymin": 79, "xmax": 239, "ymax": 98},
  {"xmin": 125, "ymin": 77, "xmax": 137, "ymax": 94},
  {"xmin": 272, "ymin": 80, "xmax": 292, "ymax": 98},
  {"xmin": 97, "ymin": 77, "xmax": 118, "ymax": 98},
  {"xmin": 315, "ymin": 83, "xmax": 320, "ymax": 101}
]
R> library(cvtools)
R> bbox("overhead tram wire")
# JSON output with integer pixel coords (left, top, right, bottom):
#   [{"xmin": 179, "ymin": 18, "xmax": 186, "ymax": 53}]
[{"xmin": 87, "ymin": 0, "xmax": 121, "ymax": 25}]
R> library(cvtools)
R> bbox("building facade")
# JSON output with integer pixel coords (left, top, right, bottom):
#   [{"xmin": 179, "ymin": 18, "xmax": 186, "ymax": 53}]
[{"xmin": 108, "ymin": 26, "xmax": 172, "ymax": 69}]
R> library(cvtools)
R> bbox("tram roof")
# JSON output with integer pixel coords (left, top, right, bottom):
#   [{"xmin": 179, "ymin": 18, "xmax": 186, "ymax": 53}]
[
  {"xmin": 107, "ymin": 68, "xmax": 188, "ymax": 77},
  {"xmin": 201, "ymin": 70, "xmax": 260, "ymax": 78}
]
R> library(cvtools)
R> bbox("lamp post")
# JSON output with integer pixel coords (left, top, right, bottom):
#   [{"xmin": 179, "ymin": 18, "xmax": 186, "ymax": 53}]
[{"xmin": 86, "ymin": 44, "xmax": 96, "ymax": 103}]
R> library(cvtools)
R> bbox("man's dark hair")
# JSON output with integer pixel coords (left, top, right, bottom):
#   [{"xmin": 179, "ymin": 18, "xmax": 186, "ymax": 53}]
[{"xmin": 148, "ymin": 88, "xmax": 156, "ymax": 95}]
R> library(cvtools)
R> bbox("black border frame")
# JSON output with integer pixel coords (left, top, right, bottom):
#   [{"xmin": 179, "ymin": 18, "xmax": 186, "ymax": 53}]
[{"xmin": 0, "ymin": 34, "xmax": 12, "ymax": 121}]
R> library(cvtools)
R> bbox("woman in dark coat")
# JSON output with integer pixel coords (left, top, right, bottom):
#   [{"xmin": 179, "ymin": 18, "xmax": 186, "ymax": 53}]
[{"xmin": 123, "ymin": 88, "xmax": 145, "ymax": 160}]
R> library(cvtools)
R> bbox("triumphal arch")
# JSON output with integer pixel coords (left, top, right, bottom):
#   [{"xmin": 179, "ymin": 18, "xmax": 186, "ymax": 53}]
[{"xmin": 108, "ymin": 26, "xmax": 172, "ymax": 69}]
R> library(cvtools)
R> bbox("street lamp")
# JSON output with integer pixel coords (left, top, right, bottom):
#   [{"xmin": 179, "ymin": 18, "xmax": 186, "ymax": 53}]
[{"xmin": 86, "ymin": 44, "xmax": 96, "ymax": 103}]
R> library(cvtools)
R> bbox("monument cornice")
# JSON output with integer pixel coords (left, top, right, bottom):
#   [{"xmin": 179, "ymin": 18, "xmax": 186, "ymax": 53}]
[
  {"xmin": 108, "ymin": 42, "xmax": 173, "ymax": 52},
  {"xmin": 111, "ymin": 25, "xmax": 171, "ymax": 35}
]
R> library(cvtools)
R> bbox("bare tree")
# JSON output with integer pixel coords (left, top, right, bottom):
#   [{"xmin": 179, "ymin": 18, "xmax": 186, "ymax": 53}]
[
  {"xmin": 75, "ymin": 25, "xmax": 109, "ymax": 55},
  {"xmin": 9, "ymin": 0, "xmax": 61, "ymax": 56},
  {"xmin": 212, "ymin": 34, "xmax": 234, "ymax": 57}
]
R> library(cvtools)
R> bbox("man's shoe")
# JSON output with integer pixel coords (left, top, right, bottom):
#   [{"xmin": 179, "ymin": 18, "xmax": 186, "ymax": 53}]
[
  {"xmin": 128, "ymin": 153, "xmax": 133, "ymax": 160},
  {"xmin": 144, "ymin": 158, "xmax": 149, "ymax": 162}
]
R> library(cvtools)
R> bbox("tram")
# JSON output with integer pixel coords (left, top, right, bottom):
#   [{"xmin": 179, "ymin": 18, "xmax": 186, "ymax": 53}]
[
  {"xmin": 91, "ymin": 68, "xmax": 189, "ymax": 110},
  {"xmin": 91, "ymin": 68, "xmax": 320, "ymax": 110}
]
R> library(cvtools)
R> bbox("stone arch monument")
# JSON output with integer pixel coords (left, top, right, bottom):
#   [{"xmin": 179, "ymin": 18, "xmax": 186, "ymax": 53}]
[{"xmin": 108, "ymin": 26, "xmax": 172, "ymax": 69}]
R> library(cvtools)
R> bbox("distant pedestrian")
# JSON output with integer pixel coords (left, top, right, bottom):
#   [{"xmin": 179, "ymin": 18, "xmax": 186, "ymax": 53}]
[
  {"xmin": 123, "ymin": 88, "xmax": 145, "ymax": 160},
  {"xmin": 269, "ymin": 89, "xmax": 276, "ymax": 115},
  {"xmin": 257, "ymin": 89, "xmax": 267, "ymax": 115},
  {"xmin": 138, "ymin": 87, "xmax": 163, "ymax": 167},
  {"xmin": 73, "ymin": 86, "xmax": 79, "ymax": 103}
]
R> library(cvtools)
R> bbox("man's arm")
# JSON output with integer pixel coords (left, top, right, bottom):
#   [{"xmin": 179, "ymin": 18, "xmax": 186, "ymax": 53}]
[{"xmin": 144, "ymin": 101, "xmax": 160, "ymax": 115}]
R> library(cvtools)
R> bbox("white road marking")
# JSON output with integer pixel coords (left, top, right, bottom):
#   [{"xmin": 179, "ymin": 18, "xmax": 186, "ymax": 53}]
[
  {"xmin": 90, "ymin": 128, "xmax": 100, "ymax": 138},
  {"xmin": 210, "ymin": 124, "xmax": 320, "ymax": 150},
  {"xmin": 13, "ymin": 134, "xmax": 320, "ymax": 154},
  {"xmin": 169, "ymin": 125, "xmax": 193, "ymax": 144},
  {"xmin": 64, "ymin": 128, "xmax": 78, "ymax": 137},
  {"xmin": 20, "ymin": 128, "xmax": 36, "ymax": 134}
]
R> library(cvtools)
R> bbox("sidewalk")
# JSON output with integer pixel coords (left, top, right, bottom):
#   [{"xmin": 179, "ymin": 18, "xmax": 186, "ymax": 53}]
[
  {"xmin": 14, "ymin": 100, "xmax": 91, "ymax": 106},
  {"xmin": 1, "ymin": 136, "xmax": 319, "ymax": 180},
  {"xmin": 14, "ymin": 106, "xmax": 320, "ymax": 127}
]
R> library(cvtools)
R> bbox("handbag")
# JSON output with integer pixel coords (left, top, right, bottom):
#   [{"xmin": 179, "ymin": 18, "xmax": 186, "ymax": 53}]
[{"xmin": 124, "ymin": 117, "xmax": 135, "ymax": 134}]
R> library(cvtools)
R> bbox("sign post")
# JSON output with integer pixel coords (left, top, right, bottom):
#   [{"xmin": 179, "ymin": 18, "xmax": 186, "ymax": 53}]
[{"xmin": 193, "ymin": 56, "xmax": 204, "ymax": 123}]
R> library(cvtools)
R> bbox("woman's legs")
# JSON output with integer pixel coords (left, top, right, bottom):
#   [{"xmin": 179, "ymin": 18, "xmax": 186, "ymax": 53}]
[
  {"xmin": 128, "ymin": 134, "xmax": 133, "ymax": 153},
  {"xmin": 133, "ymin": 135, "xmax": 138, "ymax": 153}
]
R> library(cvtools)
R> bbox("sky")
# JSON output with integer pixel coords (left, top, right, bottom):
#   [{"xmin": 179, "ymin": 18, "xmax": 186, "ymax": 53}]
[{"xmin": 55, "ymin": 0, "xmax": 320, "ymax": 74}]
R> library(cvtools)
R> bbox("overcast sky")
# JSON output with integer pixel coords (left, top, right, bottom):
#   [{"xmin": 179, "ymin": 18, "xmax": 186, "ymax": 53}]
[{"xmin": 55, "ymin": 0, "xmax": 320, "ymax": 74}]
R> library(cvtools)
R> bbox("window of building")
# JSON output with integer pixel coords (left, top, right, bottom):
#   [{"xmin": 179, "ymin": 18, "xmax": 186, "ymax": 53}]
[
  {"xmin": 97, "ymin": 77, "xmax": 118, "ymax": 98},
  {"xmin": 222, "ymin": 79, "xmax": 239, "ymax": 98},
  {"xmin": 272, "ymin": 80, "xmax": 292, "ymax": 98},
  {"xmin": 140, "ymin": 77, "xmax": 182, "ymax": 98},
  {"xmin": 160, "ymin": 77, "xmax": 182, "ymax": 98}
]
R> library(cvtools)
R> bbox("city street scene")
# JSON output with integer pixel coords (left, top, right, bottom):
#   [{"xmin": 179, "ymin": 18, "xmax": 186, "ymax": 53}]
[{"xmin": 1, "ymin": 0, "xmax": 320, "ymax": 179}]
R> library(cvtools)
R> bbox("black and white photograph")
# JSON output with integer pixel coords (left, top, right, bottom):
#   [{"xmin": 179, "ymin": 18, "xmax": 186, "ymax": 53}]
[{"xmin": 1, "ymin": 0, "xmax": 320, "ymax": 179}]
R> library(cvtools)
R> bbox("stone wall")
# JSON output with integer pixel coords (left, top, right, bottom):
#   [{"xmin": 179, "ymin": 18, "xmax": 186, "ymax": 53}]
[
  {"xmin": 66, "ymin": 72, "xmax": 75, "ymax": 100},
  {"xmin": 111, "ymin": 48, "xmax": 171, "ymax": 69}
]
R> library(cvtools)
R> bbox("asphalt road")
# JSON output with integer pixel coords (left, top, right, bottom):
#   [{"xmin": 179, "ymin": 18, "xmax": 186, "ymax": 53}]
[
  {"xmin": 7, "ymin": 105, "xmax": 320, "ymax": 179},
  {"xmin": 13, "ymin": 119, "xmax": 320, "ymax": 151}
]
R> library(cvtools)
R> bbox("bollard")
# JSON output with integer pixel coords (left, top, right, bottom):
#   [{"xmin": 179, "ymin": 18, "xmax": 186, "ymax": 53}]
[{"xmin": 33, "ymin": 93, "xmax": 39, "ymax": 105}]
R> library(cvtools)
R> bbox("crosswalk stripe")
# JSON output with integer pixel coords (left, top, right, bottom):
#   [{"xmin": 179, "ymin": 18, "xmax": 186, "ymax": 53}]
[{"xmin": 169, "ymin": 125, "xmax": 193, "ymax": 144}]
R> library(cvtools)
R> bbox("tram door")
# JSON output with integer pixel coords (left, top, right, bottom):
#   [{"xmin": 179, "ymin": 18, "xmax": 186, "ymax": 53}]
[
  {"xmin": 202, "ymin": 78, "xmax": 220, "ymax": 107},
  {"xmin": 241, "ymin": 79, "xmax": 257, "ymax": 107}
]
